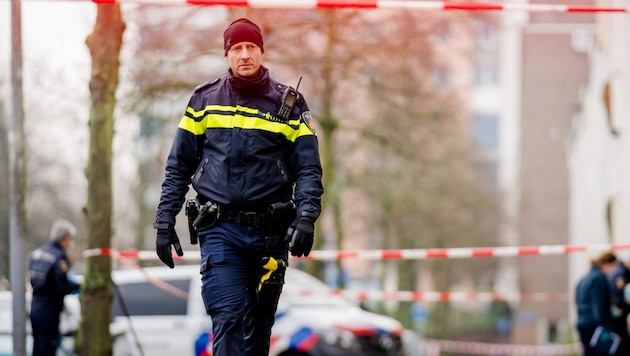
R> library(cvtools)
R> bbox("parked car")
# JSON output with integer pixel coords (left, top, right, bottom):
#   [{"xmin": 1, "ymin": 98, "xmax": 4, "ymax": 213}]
[
  {"xmin": 1, "ymin": 265, "xmax": 410, "ymax": 356},
  {"xmin": 111, "ymin": 265, "xmax": 408, "ymax": 356}
]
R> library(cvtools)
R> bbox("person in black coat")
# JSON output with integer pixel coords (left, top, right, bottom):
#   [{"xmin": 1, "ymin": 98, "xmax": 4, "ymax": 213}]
[
  {"xmin": 28, "ymin": 219, "xmax": 80, "ymax": 356},
  {"xmin": 575, "ymin": 251, "xmax": 619, "ymax": 356}
]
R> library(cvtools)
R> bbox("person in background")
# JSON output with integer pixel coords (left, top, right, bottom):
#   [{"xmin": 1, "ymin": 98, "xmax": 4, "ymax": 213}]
[
  {"xmin": 575, "ymin": 251, "xmax": 618, "ymax": 356},
  {"xmin": 608, "ymin": 257, "xmax": 630, "ymax": 355},
  {"xmin": 154, "ymin": 18, "xmax": 323, "ymax": 356},
  {"xmin": 28, "ymin": 219, "xmax": 80, "ymax": 356}
]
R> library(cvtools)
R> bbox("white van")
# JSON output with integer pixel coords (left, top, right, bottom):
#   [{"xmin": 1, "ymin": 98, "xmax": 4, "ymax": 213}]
[
  {"xmin": 1, "ymin": 266, "xmax": 411, "ymax": 356},
  {"xmin": 109, "ymin": 265, "xmax": 408, "ymax": 356}
]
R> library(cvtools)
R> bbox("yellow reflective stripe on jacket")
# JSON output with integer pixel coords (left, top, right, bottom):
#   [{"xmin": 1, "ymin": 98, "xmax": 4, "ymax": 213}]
[{"xmin": 178, "ymin": 105, "xmax": 314, "ymax": 142}]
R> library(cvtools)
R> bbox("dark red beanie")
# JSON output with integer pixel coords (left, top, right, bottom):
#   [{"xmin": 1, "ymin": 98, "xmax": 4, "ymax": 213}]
[{"xmin": 223, "ymin": 18, "xmax": 264, "ymax": 56}]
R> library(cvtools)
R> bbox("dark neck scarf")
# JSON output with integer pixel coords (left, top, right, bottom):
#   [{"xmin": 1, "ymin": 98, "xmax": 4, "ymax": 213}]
[{"xmin": 228, "ymin": 65, "xmax": 270, "ymax": 95}]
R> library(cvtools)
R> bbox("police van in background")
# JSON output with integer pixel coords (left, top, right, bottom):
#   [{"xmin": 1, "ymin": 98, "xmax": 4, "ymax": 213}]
[
  {"xmin": 110, "ymin": 265, "xmax": 409, "ymax": 356},
  {"xmin": 1, "ymin": 265, "xmax": 412, "ymax": 356}
]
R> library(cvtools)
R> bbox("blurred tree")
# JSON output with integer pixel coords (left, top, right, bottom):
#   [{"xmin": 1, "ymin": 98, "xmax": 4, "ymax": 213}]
[
  {"xmin": 349, "ymin": 11, "xmax": 501, "ymax": 333},
  {"xmin": 78, "ymin": 4, "xmax": 125, "ymax": 355}
]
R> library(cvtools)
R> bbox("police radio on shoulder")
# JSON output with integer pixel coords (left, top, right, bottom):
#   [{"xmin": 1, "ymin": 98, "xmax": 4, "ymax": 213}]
[{"xmin": 277, "ymin": 76, "xmax": 302, "ymax": 121}]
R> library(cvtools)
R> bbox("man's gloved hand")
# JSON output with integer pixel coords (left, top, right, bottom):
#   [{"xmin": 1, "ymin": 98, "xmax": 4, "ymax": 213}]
[
  {"xmin": 156, "ymin": 225, "xmax": 183, "ymax": 269},
  {"xmin": 285, "ymin": 216, "xmax": 316, "ymax": 257}
]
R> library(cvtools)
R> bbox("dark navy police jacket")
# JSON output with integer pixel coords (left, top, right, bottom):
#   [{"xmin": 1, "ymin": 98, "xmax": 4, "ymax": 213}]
[
  {"xmin": 29, "ymin": 241, "xmax": 80, "ymax": 313},
  {"xmin": 156, "ymin": 66, "xmax": 323, "ymax": 225},
  {"xmin": 575, "ymin": 266, "xmax": 615, "ymax": 330}
]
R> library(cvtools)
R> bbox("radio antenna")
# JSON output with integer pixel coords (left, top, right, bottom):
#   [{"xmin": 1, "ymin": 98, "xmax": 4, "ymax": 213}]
[{"xmin": 295, "ymin": 76, "xmax": 302, "ymax": 92}]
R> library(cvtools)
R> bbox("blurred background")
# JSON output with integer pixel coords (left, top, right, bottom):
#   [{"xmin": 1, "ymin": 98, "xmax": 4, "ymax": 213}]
[{"xmin": 1, "ymin": 0, "xmax": 629, "ymax": 350}]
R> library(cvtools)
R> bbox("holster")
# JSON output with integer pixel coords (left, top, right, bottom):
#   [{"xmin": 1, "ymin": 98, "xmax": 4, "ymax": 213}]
[
  {"xmin": 185, "ymin": 199, "xmax": 220, "ymax": 245},
  {"xmin": 194, "ymin": 201, "xmax": 220, "ymax": 231},
  {"xmin": 185, "ymin": 199, "xmax": 199, "ymax": 245},
  {"xmin": 257, "ymin": 256, "xmax": 287, "ymax": 306}
]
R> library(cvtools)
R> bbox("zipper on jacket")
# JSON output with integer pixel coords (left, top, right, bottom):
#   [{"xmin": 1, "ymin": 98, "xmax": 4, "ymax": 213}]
[
  {"xmin": 193, "ymin": 158, "xmax": 208, "ymax": 187},
  {"xmin": 277, "ymin": 160, "xmax": 290, "ymax": 185}
]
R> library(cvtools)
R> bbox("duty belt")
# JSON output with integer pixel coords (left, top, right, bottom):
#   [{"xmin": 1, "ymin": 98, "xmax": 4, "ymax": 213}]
[{"xmin": 219, "ymin": 209, "xmax": 269, "ymax": 229}]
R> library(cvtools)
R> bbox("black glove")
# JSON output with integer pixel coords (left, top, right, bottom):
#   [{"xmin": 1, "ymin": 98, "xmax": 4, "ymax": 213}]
[
  {"xmin": 285, "ymin": 216, "xmax": 316, "ymax": 257},
  {"xmin": 156, "ymin": 225, "xmax": 183, "ymax": 269}
]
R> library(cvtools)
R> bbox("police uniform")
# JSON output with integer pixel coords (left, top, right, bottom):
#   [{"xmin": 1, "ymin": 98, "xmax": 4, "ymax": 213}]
[
  {"xmin": 156, "ymin": 63, "xmax": 323, "ymax": 356},
  {"xmin": 29, "ymin": 241, "xmax": 80, "ymax": 356},
  {"xmin": 156, "ymin": 68, "xmax": 321, "ymax": 223},
  {"xmin": 608, "ymin": 261, "xmax": 630, "ymax": 354}
]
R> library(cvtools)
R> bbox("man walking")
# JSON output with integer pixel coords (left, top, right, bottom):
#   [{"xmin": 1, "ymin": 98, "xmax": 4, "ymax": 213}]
[{"xmin": 155, "ymin": 18, "xmax": 323, "ymax": 356}]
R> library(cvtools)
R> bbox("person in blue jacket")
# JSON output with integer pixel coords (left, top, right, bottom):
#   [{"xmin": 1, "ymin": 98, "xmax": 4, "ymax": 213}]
[
  {"xmin": 575, "ymin": 251, "xmax": 619, "ymax": 356},
  {"xmin": 154, "ymin": 18, "xmax": 323, "ymax": 356},
  {"xmin": 28, "ymin": 219, "xmax": 80, "ymax": 356},
  {"xmin": 608, "ymin": 258, "xmax": 630, "ymax": 354}
]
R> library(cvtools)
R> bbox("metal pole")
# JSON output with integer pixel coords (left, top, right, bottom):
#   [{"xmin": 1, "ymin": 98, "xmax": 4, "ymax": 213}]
[{"xmin": 10, "ymin": 0, "xmax": 28, "ymax": 353}]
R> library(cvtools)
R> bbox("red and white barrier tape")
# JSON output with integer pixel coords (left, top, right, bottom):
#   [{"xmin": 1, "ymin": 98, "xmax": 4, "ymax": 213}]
[
  {"xmin": 83, "ymin": 243, "xmax": 630, "ymax": 261},
  {"xmin": 420, "ymin": 339, "xmax": 582, "ymax": 356},
  {"xmin": 22, "ymin": 0, "xmax": 630, "ymax": 12},
  {"xmin": 287, "ymin": 289, "xmax": 568, "ymax": 303},
  {"xmin": 83, "ymin": 246, "xmax": 575, "ymax": 302}
]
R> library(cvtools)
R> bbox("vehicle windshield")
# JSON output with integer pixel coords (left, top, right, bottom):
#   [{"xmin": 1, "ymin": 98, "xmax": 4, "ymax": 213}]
[{"xmin": 112, "ymin": 278, "xmax": 190, "ymax": 317}]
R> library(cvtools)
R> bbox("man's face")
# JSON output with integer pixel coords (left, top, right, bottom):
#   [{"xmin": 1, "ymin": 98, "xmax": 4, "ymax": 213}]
[
  {"xmin": 60, "ymin": 235, "xmax": 74, "ymax": 249},
  {"xmin": 226, "ymin": 42, "xmax": 263, "ymax": 78}
]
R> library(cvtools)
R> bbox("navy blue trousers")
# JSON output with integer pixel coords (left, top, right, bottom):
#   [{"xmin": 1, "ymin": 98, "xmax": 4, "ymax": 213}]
[
  {"xmin": 199, "ymin": 221, "xmax": 287, "ymax": 356},
  {"xmin": 30, "ymin": 309, "xmax": 60, "ymax": 356}
]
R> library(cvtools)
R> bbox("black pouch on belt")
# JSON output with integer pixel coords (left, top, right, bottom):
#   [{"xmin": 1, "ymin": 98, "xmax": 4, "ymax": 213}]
[{"xmin": 266, "ymin": 201, "xmax": 296, "ymax": 236}]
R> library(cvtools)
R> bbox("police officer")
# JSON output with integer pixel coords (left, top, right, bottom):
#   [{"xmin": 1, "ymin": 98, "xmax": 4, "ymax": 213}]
[
  {"xmin": 608, "ymin": 258, "xmax": 630, "ymax": 355},
  {"xmin": 28, "ymin": 219, "xmax": 80, "ymax": 356},
  {"xmin": 155, "ymin": 18, "xmax": 323, "ymax": 356},
  {"xmin": 575, "ymin": 252, "xmax": 618, "ymax": 356}
]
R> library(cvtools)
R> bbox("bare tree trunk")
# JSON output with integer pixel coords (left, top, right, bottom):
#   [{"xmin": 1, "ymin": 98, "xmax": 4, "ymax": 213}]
[
  {"xmin": 307, "ymin": 11, "xmax": 341, "ymax": 282},
  {"xmin": 79, "ymin": 5, "xmax": 125, "ymax": 355},
  {"xmin": 426, "ymin": 260, "xmax": 454, "ymax": 339}
]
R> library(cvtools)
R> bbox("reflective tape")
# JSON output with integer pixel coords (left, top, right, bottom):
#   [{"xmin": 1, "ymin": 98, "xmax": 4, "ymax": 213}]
[
  {"xmin": 83, "ymin": 243, "xmax": 630, "ymax": 261},
  {"xmin": 22, "ymin": 0, "xmax": 630, "ymax": 12}
]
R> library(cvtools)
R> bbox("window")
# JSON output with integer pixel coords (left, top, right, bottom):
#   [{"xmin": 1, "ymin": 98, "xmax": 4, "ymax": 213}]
[
  {"xmin": 112, "ymin": 278, "xmax": 190, "ymax": 317},
  {"xmin": 472, "ymin": 113, "xmax": 499, "ymax": 152},
  {"xmin": 473, "ymin": 64, "xmax": 499, "ymax": 86}
]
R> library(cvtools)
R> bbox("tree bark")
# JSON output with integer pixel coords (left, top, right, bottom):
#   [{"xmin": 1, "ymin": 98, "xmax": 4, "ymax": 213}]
[{"xmin": 79, "ymin": 4, "xmax": 125, "ymax": 355}]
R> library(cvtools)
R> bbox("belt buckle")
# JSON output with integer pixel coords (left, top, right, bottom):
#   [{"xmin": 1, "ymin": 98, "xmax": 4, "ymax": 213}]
[{"xmin": 242, "ymin": 211, "xmax": 257, "ymax": 226}]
